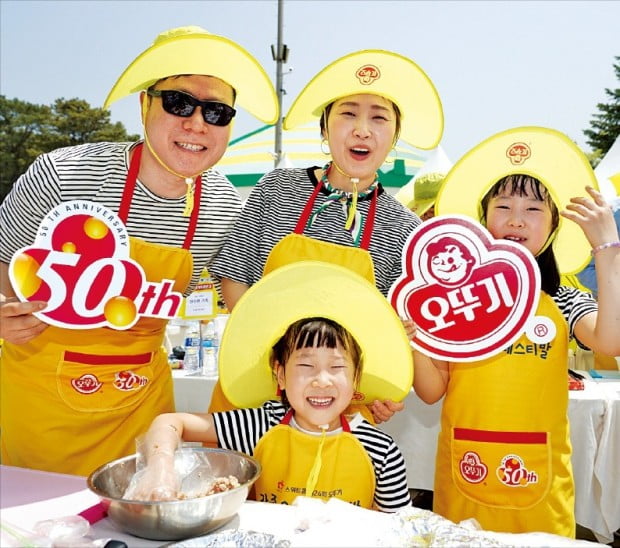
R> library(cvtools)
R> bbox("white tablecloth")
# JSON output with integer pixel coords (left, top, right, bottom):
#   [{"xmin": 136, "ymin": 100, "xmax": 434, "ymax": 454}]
[
  {"xmin": 0, "ymin": 466, "xmax": 605, "ymax": 548},
  {"xmin": 172, "ymin": 370, "xmax": 620, "ymax": 543}
]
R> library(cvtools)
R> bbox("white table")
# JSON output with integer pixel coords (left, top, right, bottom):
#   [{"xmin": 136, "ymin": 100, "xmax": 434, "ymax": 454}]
[
  {"xmin": 0, "ymin": 465, "xmax": 605, "ymax": 548},
  {"xmin": 172, "ymin": 370, "xmax": 620, "ymax": 543}
]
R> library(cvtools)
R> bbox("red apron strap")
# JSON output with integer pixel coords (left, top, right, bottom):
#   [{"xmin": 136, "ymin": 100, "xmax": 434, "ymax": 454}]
[
  {"xmin": 359, "ymin": 187, "xmax": 378, "ymax": 251},
  {"xmin": 281, "ymin": 408, "xmax": 295, "ymax": 425},
  {"xmin": 294, "ymin": 179, "xmax": 324, "ymax": 234},
  {"xmin": 118, "ymin": 143, "xmax": 142, "ymax": 223},
  {"xmin": 119, "ymin": 142, "xmax": 199, "ymax": 249}
]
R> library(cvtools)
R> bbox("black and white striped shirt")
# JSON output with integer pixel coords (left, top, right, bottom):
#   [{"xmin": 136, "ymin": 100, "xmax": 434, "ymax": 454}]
[
  {"xmin": 552, "ymin": 285, "xmax": 597, "ymax": 348},
  {"xmin": 213, "ymin": 400, "xmax": 412, "ymax": 512},
  {"xmin": 0, "ymin": 142, "xmax": 243, "ymax": 294},
  {"xmin": 209, "ymin": 167, "xmax": 421, "ymax": 297}
]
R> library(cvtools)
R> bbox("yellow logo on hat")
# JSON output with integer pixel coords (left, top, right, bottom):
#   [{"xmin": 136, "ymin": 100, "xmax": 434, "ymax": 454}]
[
  {"xmin": 506, "ymin": 142, "xmax": 531, "ymax": 165},
  {"xmin": 356, "ymin": 64, "xmax": 381, "ymax": 85}
]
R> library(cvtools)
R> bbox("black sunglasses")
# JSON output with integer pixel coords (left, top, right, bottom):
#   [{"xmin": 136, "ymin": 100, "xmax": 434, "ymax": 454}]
[{"xmin": 147, "ymin": 89, "xmax": 236, "ymax": 127}]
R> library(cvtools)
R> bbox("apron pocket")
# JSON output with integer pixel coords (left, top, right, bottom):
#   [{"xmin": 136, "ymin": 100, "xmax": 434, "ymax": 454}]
[
  {"xmin": 450, "ymin": 427, "xmax": 551, "ymax": 509},
  {"xmin": 57, "ymin": 351, "xmax": 153, "ymax": 412}
]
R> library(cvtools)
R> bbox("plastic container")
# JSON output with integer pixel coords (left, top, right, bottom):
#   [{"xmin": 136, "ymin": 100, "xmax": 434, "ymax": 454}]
[
  {"xmin": 201, "ymin": 320, "xmax": 218, "ymax": 377},
  {"xmin": 183, "ymin": 321, "xmax": 201, "ymax": 372}
]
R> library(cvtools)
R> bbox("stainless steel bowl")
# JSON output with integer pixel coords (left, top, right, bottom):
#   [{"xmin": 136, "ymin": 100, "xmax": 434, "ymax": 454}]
[{"xmin": 87, "ymin": 447, "xmax": 261, "ymax": 541}]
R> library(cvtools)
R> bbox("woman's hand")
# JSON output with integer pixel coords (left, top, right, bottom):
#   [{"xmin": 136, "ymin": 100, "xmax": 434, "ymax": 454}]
[
  {"xmin": 370, "ymin": 399, "xmax": 405, "ymax": 424},
  {"xmin": 0, "ymin": 297, "xmax": 48, "ymax": 344}
]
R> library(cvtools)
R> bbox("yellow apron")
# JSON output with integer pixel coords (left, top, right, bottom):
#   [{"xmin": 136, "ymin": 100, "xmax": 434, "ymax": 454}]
[
  {"xmin": 252, "ymin": 410, "xmax": 375, "ymax": 508},
  {"xmin": 209, "ymin": 179, "xmax": 378, "ymax": 419},
  {"xmin": 433, "ymin": 293, "xmax": 575, "ymax": 537},
  {"xmin": 0, "ymin": 143, "xmax": 198, "ymax": 475}
]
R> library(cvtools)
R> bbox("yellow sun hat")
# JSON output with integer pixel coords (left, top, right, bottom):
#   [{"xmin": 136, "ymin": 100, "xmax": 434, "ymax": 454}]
[
  {"xmin": 435, "ymin": 126, "xmax": 599, "ymax": 275},
  {"xmin": 283, "ymin": 49, "xmax": 443, "ymax": 150},
  {"xmin": 218, "ymin": 261, "xmax": 413, "ymax": 409},
  {"xmin": 103, "ymin": 26, "xmax": 278, "ymax": 124}
]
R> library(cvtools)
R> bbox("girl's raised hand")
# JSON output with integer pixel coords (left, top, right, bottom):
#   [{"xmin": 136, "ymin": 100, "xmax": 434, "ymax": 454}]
[{"xmin": 561, "ymin": 186, "xmax": 619, "ymax": 248}]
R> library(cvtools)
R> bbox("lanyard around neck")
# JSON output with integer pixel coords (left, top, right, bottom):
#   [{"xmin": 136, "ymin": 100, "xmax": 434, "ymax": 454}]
[
  {"xmin": 294, "ymin": 177, "xmax": 378, "ymax": 250},
  {"xmin": 119, "ymin": 143, "xmax": 201, "ymax": 250}
]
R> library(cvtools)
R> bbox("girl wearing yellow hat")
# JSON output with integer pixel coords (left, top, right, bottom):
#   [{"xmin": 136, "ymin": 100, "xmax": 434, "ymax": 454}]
[
  {"xmin": 208, "ymin": 49, "xmax": 443, "ymax": 418},
  {"xmin": 410, "ymin": 127, "xmax": 620, "ymax": 537},
  {"xmin": 127, "ymin": 261, "xmax": 413, "ymax": 512}
]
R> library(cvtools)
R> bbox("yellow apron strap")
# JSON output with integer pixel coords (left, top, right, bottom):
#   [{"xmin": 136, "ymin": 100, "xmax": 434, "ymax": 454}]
[{"xmin": 305, "ymin": 426, "xmax": 328, "ymax": 497}]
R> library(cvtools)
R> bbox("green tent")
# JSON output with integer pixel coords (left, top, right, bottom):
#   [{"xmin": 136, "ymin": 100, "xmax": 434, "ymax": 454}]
[{"xmin": 216, "ymin": 124, "xmax": 428, "ymax": 191}]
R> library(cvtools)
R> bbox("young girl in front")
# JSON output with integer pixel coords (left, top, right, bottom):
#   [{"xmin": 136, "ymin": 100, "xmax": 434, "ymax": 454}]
[
  {"xmin": 411, "ymin": 127, "xmax": 620, "ymax": 537},
  {"xmin": 130, "ymin": 262, "xmax": 413, "ymax": 512}
]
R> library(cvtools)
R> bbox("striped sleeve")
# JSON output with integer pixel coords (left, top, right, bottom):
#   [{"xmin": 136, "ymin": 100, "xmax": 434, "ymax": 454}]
[
  {"xmin": 0, "ymin": 150, "xmax": 64, "ymax": 263},
  {"xmin": 212, "ymin": 401, "xmax": 285, "ymax": 455},
  {"xmin": 553, "ymin": 286, "xmax": 597, "ymax": 349},
  {"xmin": 353, "ymin": 420, "xmax": 412, "ymax": 512}
]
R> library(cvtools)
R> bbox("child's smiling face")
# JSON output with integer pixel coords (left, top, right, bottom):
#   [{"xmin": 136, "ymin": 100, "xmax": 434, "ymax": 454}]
[
  {"xmin": 485, "ymin": 184, "xmax": 554, "ymax": 257},
  {"xmin": 276, "ymin": 343, "xmax": 356, "ymax": 433}
]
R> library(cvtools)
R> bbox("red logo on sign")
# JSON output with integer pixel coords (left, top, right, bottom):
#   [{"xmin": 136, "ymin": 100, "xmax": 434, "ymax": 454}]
[
  {"xmin": 356, "ymin": 64, "xmax": 380, "ymax": 85},
  {"xmin": 506, "ymin": 142, "xmax": 531, "ymax": 165},
  {"xmin": 459, "ymin": 451, "xmax": 488, "ymax": 483},
  {"xmin": 9, "ymin": 201, "xmax": 184, "ymax": 330},
  {"xmin": 389, "ymin": 216, "xmax": 540, "ymax": 361},
  {"xmin": 71, "ymin": 374, "xmax": 103, "ymax": 394}
]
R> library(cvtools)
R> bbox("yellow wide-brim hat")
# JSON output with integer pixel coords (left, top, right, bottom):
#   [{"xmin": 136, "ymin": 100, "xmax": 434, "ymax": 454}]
[
  {"xmin": 218, "ymin": 261, "xmax": 413, "ymax": 408},
  {"xmin": 435, "ymin": 126, "xmax": 599, "ymax": 275},
  {"xmin": 104, "ymin": 26, "xmax": 278, "ymax": 124},
  {"xmin": 283, "ymin": 49, "xmax": 443, "ymax": 150}
]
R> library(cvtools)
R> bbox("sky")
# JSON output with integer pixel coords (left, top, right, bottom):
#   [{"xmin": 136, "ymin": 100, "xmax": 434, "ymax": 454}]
[{"xmin": 1, "ymin": 0, "xmax": 618, "ymax": 166}]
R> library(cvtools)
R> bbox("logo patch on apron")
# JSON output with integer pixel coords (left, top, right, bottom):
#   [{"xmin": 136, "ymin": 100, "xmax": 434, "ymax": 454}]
[
  {"xmin": 113, "ymin": 370, "xmax": 148, "ymax": 391},
  {"xmin": 459, "ymin": 451, "xmax": 488, "ymax": 483},
  {"xmin": 71, "ymin": 374, "xmax": 103, "ymax": 394},
  {"xmin": 497, "ymin": 454, "xmax": 539, "ymax": 487}
]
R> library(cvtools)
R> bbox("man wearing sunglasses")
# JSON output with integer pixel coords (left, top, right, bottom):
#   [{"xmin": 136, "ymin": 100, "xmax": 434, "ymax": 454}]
[{"xmin": 0, "ymin": 26, "xmax": 278, "ymax": 476}]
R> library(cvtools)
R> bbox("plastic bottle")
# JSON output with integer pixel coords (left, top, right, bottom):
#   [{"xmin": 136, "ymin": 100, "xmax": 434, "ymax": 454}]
[
  {"xmin": 201, "ymin": 320, "xmax": 218, "ymax": 377},
  {"xmin": 183, "ymin": 320, "xmax": 201, "ymax": 372}
]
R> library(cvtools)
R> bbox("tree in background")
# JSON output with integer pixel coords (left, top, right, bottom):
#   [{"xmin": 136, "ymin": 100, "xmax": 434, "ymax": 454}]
[
  {"xmin": 583, "ymin": 56, "xmax": 619, "ymax": 168},
  {"xmin": 0, "ymin": 96, "xmax": 139, "ymax": 202}
]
